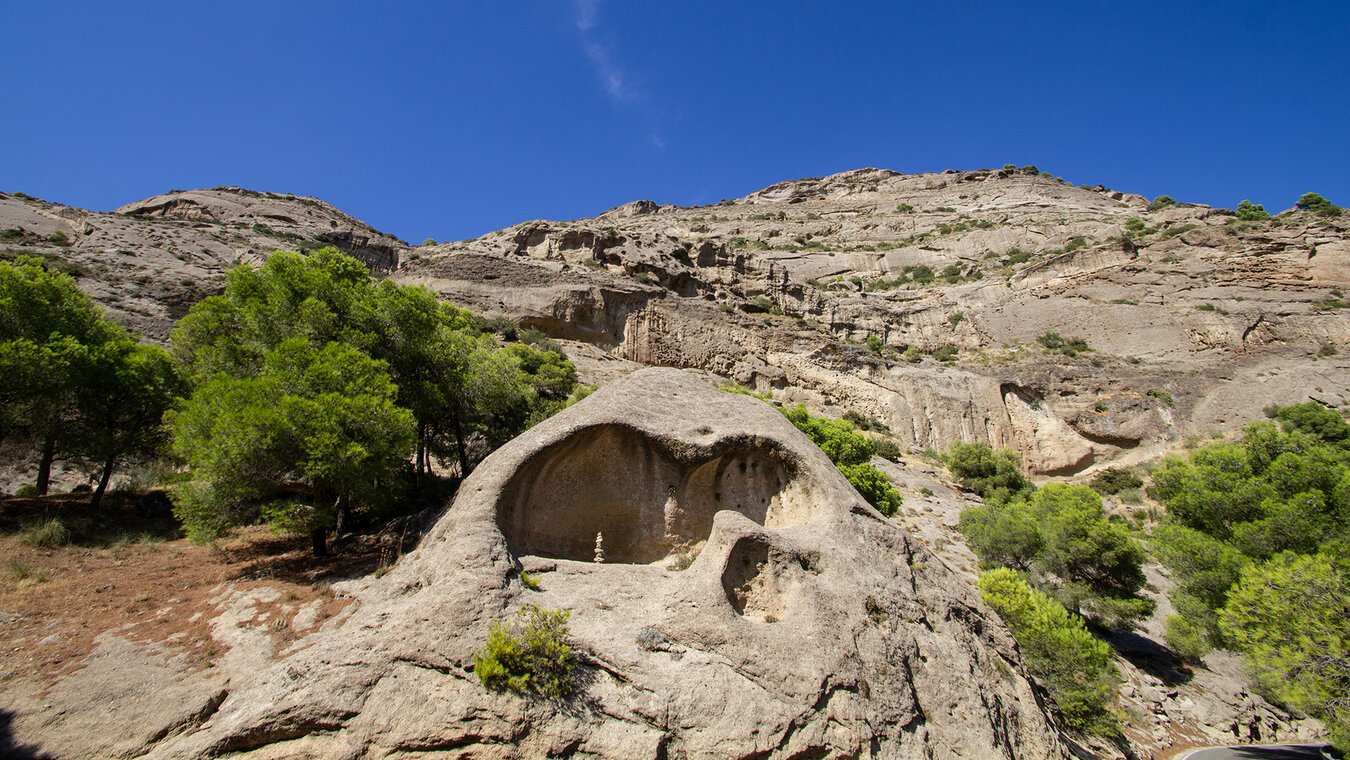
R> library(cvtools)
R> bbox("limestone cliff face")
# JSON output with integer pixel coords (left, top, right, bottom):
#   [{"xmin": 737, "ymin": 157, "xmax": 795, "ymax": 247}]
[
  {"xmin": 5, "ymin": 169, "xmax": 1349, "ymax": 473},
  {"xmin": 142, "ymin": 369, "xmax": 1072, "ymax": 760},
  {"xmin": 397, "ymin": 168, "xmax": 1350, "ymax": 475},
  {"xmin": 0, "ymin": 187, "xmax": 407, "ymax": 340}
]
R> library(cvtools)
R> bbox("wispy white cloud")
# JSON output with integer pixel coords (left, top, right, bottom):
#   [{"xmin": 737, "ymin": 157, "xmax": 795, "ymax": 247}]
[
  {"xmin": 574, "ymin": 0, "xmax": 599, "ymax": 32},
  {"xmin": 571, "ymin": 0, "xmax": 666, "ymax": 146},
  {"xmin": 573, "ymin": 0, "xmax": 633, "ymax": 101},
  {"xmin": 583, "ymin": 41, "xmax": 628, "ymax": 100}
]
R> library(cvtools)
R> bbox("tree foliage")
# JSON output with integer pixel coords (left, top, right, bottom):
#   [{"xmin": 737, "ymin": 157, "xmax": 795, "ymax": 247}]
[
  {"xmin": 67, "ymin": 339, "xmax": 180, "ymax": 508},
  {"xmin": 168, "ymin": 249, "xmax": 578, "ymax": 552},
  {"xmin": 942, "ymin": 441, "xmax": 1032, "ymax": 505},
  {"xmin": 978, "ymin": 568, "xmax": 1120, "ymax": 735},
  {"xmin": 1088, "ymin": 466, "xmax": 1143, "ymax": 495},
  {"xmin": 169, "ymin": 339, "xmax": 415, "ymax": 549},
  {"xmin": 1267, "ymin": 401, "xmax": 1350, "ymax": 446},
  {"xmin": 1150, "ymin": 406, "xmax": 1350, "ymax": 747},
  {"xmin": 959, "ymin": 482, "xmax": 1153, "ymax": 627},
  {"xmin": 0, "ymin": 257, "xmax": 178, "ymax": 502},
  {"xmin": 1219, "ymin": 551, "xmax": 1350, "ymax": 751},
  {"xmin": 783, "ymin": 405, "xmax": 902, "ymax": 516},
  {"xmin": 1235, "ymin": 200, "xmax": 1269, "ymax": 221},
  {"xmin": 1297, "ymin": 192, "xmax": 1332, "ymax": 210}
]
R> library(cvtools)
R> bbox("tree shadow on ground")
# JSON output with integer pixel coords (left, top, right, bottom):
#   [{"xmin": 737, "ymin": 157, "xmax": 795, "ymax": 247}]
[
  {"xmin": 1101, "ymin": 627, "xmax": 1194, "ymax": 686},
  {"xmin": 0, "ymin": 490, "xmax": 182, "ymax": 545},
  {"xmin": 0, "ymin": 709, "xmax": 56, "ymax": 760}
]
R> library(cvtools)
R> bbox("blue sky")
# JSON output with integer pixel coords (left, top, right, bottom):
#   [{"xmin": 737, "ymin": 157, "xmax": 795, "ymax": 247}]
[{"xmin": 3, "ymin": 2, "xmax": 1347, "ymax": 243}]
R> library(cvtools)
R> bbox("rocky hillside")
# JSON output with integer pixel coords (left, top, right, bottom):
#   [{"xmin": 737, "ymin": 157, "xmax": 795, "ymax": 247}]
[
  {"xmin": 401, "ymin": 167, "xmax": 1350, "ymax": 475},
  {"xmin": 0, "ymin": 187, "xmax": 407, "ymax": 341},
  {"xmin": 4, "ymin": 168, "xmax": 1348, "ymax": 475}
]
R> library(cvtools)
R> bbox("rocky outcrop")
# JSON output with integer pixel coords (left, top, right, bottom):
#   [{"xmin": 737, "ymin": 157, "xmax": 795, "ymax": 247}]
[
  {"xmin": 141, "ymin": 369, "xmax": 1072, "ymax": 760},
  {"xmin": 0, "ymin": 187, "xmax": 407, "ymax": 340},
  {"xmin": 396, "ymin": 169, "xmax": 1350, "ymax": 476},
  {"xmin": 6, "ymin": 168, "xmax": 1350, "ymax": 471}
]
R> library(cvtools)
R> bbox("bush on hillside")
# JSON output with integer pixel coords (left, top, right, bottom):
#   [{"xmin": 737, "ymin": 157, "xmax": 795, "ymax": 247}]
[
  {"xmin": 1235, "ymin": 200, "xmax": 1269, "ymax": 221},
  {"xmin": 978, "ymin": 568, "xmax": 1120, "ymax": 735},
  {"xmin": 783, "ymin": 405, "xmax": 903, "ymax": 516},
  {"xmin": 474, "ymin": 605, "xmax": 578, "ymax": 699}
]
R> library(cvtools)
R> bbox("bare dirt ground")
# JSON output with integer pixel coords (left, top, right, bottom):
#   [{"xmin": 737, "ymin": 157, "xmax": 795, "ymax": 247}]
[{"xmin": 0, "ymin": 492, "xmax": 366, "ymax": 693}]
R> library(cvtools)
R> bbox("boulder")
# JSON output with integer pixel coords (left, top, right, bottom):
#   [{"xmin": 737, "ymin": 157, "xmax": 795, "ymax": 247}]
[{"xmin": 144, "ymin": 368, "xmax": 1070, "ymax": 759}]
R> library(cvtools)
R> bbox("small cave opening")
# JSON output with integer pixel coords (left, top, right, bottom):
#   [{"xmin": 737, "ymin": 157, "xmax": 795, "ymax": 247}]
[
  {"xmin": 720, "ymin": 535, "xmax": 811, "ymax": 620},
  {"xmin": 496, "ymin": 425, "xmax": 807, "ymax": 564}
]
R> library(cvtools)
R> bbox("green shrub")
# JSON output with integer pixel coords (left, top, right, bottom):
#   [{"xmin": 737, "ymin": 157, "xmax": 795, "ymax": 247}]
[
  {"xmin": 1235, "ymin": 200, "xmax": 1269, "ymax": 221},
  {"xmin": 942, "ymin": 441, "xmax": 1032, "ymax": 505},
  {"xmin": 1037, "ymin": 331, "xmax": 1090, "ymax": 357},
  {"xmin": 978, "ymin": 569, "xmax": 1120, "ymax": 735},
  {"xmin": 783, "ymin": 405, "xmax": 902, "ymax": 515},
  {"xmin": 1265, "ymin": 400, "xmax": 1350, "ymax": 443},
  {"xmin": 931, "ymin": 345, "xmax": 958, "ymax": 363},
  {"xmin": 842, "ymin": 411, "xmax": 891, "ymax": 435},
  {"xmin": 838, "ymin": 462, "xmax": 903, "ymax": 517},
  {"xmin": 1164, "ymin": 613, "xmax": 1212, "ymax": 661},
  {"xmin": 1089, "ymin": 467, "xmax": 1143, "ymax": 495},
  {"xmin": 1125, "ymin": 217, "xmax": 1146, "ymax": 232},
  {"xmin": 1149, "ymin": 195, "xmax": 1176, "ymax": 211},
  {"xmin": 1296, "ymin": 192, "xmax": 1332, "ymax": 211},
  {"xmin": 895, "ymin": 203, "xmax": 914, "ymax": 214},
  {"xmin": 19, "ymin": 517, "xmax": 70, "ymax": 548},
  {"xmin": 474, "ymin": 605, "xmax": 577, "ymax": 699},
  {"xmin": 902, "ymin": 345, "xmax": 922, "ymax": 363},
  {"xmin": 15, "ymin": 484, "xmax": 38, "ymax": 498},
  {"xmin": 874, "ymin": 438, "xmax": 903, "ymax": 463},
  {"xmin": 1147, "ymin": 389, "xmax": 1174, "ymax": 407},
  {"xmin": 865, "ymin": 334, "xmax": 884, "ymax": 357},
  {"xmin": 784, "ymin": 405, "xmax": 874, "ymax": 466}
]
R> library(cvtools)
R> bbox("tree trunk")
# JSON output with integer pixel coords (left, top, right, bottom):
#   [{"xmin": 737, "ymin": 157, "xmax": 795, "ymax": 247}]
[
  {"xmin": 452, "ymin": 411, "xmax": 470, "ymax": 477},
  {"xmin": 415, "ymin": 420, "xmax": 427, "ymax": 478},
  {"xmin": 334, "ymin": 497, "xmax": 349, "ymax": 537},
  {"xmin": 90, "ymin": 455, "xmax": 116, "ymax": 510},
  {"xmin": 36, "ymin": 436, "xmax": 55, "ymax": 495},
  {"xmin": 310, "ymin": 527, "xmax": 328, "ymax": 557}
]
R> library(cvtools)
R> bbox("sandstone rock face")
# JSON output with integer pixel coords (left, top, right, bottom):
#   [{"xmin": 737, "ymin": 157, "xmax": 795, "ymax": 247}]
[
  {"xmin": 142, "ymin": 369, "xmax": 1070, "ymax": 760},
  {"xmin": 8, "ymin": 171, "xmax": 1349, "ymax": 475},
  {"xmin": 395, "ymin": 168, "xmax": 1350, "ymax": 476},
  {"xmin": 0, "ymin": 187, "xmax": 406, "ymax": 341}
]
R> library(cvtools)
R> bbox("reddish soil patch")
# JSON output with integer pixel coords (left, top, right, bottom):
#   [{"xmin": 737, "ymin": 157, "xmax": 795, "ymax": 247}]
[{"xmin": 0, "ymin": 492, "xmax": 378, "ymax": 689}]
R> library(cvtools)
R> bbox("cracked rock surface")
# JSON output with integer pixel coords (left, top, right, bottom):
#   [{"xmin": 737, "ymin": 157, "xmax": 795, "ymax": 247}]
[{"xmin": 141, "ymin": 368, "xmax": 1071, "ymax": 760}]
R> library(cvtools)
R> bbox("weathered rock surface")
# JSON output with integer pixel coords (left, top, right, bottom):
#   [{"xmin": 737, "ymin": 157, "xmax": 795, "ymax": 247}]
[
  {"xmin": 140, "ymin": 368, "xmax": 1071, "ymax": 760},
  {"xmin": 6, "ymin": 171, "xmax": 1349, "ymax": 475},
  {"xmin": 0, "ymin": 187, "xmax": 406, "ymax": 341},
  {"xmin": 398, "ymin": 168, "xmax": 1350, "ymax": 476}
]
